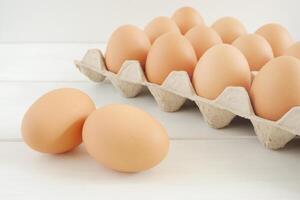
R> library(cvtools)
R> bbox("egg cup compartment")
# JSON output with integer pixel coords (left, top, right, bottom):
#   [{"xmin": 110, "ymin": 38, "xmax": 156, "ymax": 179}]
[
  {"xmin": 75, "ymin": 49, "xmax": 300, "ymax": 150},
  {"xmin": 252, "ymin": 118, "xmax": 296, "ymax": 149},
  {"xmin": 109, "ymin": 77, "xmax": 143, "ymax": 98},
  {"xmin": 75, "ymin": 49, "xmax": 106, "ymax": 82},
  {"xmin": 148, "ymin": 85, "xmax": 187, "ymax": 112},
  {"xmin": 108, "ymin": 61, "xmax": 147, "ymax": 97},
  {"xmin": 148, "ymin": 71, "xmax": 195, "ymax": 112},
  {"xmin": 196, "ymin": 102, "xmax": 236, "ymax": 129}
]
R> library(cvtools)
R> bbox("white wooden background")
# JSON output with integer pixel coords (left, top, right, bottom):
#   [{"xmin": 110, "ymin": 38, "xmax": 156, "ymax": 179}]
[
  {"xmin": 1, "ymin": 0, "xmax": 300, "ymax": 43},
  {"xmin": 1, "ymin": 0, "xmax": 300, "ymax": 199}
]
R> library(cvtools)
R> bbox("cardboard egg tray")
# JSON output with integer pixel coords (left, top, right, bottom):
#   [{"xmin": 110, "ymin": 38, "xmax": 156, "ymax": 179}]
[{"xmin": 74, "ymin": 49, "xmax": 300, "ymax": 150}]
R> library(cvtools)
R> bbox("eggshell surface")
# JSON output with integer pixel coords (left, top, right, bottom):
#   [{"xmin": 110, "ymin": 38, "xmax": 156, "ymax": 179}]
[
  {"xmin": 144, "ymin": 16, "xmax": 180, "ymax": 43},
  {"xmin": 22, "ymin": 88, "xmax": 96, "ymax": 154},
  {"xmin": 105, "ymin": 25, "xmax": 151, "ymax": 73},
  {"xmin": 256, "ymin": 23, "xmax": 293, "ymax": 57},
  {"xmin": 232, "ymin": 34, "xmax": 274, "ymax": 71},
  {"xmin": 193, "ymin": 44, "xmax": 251, "ymax": 100},
  {"xmin": 250, "ymin": 56, "xmax": 300, "ymax": 121},
  {"xmin": 171, "ymin": 7, "xmax": 204, "ymax": 34},
  {"xmin": 284, "ymin": 42, "xmax": 300, "ymax": 59},
  {"xmin": 83, "ymin": 104, "xmax": 169, "ymax": 173},
  {"xmin": 211, "ymin": 17, "xmax": 247, "ymax": 44},
  {"xmin": 185, "ymin": 25, "xmax": 223, "ymax": 59},
  {"xmin": 146, "ymin": 32, "xmax": 197, "ymax": 85}
]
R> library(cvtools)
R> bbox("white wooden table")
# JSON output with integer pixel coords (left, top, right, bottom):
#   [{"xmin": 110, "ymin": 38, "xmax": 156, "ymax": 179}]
[{"xmin": 1, "ymin": 43, "xmax": 300, "ymax": 200}]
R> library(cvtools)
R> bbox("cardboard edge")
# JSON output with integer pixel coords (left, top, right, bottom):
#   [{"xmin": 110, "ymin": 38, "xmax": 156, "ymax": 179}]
[{"xmin": 74, "ymin": 60, "xmax": 106, "ymax": 82}]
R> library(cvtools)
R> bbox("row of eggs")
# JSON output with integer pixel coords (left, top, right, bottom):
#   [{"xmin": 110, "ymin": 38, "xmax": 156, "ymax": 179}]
[{"xmin": 105, "ymin": 7, "xmax": 300, "ymax": 121}]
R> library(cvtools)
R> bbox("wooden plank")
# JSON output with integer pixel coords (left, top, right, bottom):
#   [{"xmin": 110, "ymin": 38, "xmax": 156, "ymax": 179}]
[
  {"xmin": 0, "ymin": 81, "xmax": 256, "ymax": 140},
  {"xmin": 0, "ymin": 43, "xmax": 104, "ymax": 81},
  {"xmin": 1, "ymin": 1, "xmax": 299, "ymax": 43},
  {"xmin": 0, "ymin": 140, "xmax": 300, "ymax": 199}
]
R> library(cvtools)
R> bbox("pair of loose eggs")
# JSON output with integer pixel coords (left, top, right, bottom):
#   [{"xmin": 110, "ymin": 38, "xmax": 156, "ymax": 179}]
[{"xmin": 22, "ymin": 88, "xmax": 169, "ymax": 173}]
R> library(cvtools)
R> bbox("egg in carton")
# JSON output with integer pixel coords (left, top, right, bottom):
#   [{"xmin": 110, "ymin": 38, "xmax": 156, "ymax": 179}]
[{"xmin": 75, "ymin": 49, "xmax": 300, "ymax": 150}]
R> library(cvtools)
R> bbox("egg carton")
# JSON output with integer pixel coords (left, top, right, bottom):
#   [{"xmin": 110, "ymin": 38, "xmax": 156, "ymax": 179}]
[{"xmin": 74, "ymin": 49, "xmax": 300, "ymax": 150}]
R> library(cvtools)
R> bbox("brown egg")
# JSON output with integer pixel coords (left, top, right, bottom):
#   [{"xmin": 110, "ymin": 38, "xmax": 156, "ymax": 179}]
[
  {"xmin": 83, "ymin": 104, "xmax": 169, "ymax": 173},
  {"xmin": 284, "ymin": 42, "xmax": 300, "ymax": 59},
  {"xmin": 171, "ymin": 7, "xmax": 204, "ymax": 34},
  {"xmin": 250, "ymin": 56, "xmax": 300, "ymax": 121},
  {"xmin": 144, "ymin": 16, "xmax": 181, "ymax": 43},
  {"xmin": 145, "ymin": 32, "xmax": 197, "ymax": 85},
  {"xmin": 193, "ymin": 44, "xmax": 251, "ymax": 100},
  {"xmin": 232, "ymin": 34, "xmax": 274, "ymax": 71},
  {"xmin": 211, "ymin": 17, "xmax": 247, "ymax": 44},
  {"xmin": 22, "ymin": 88, "xmax": 95, "ymax": 154},
  {"xmin": 185, "ymin": 25, "xmax": 223, "ymax": 59},
  {"xmin": 255, "ymin": 23, "xmax": 293, "ymax": 57},
  {"xmin": 105, "ymin": 25, "xmax": 151, "ymax": 73}
]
